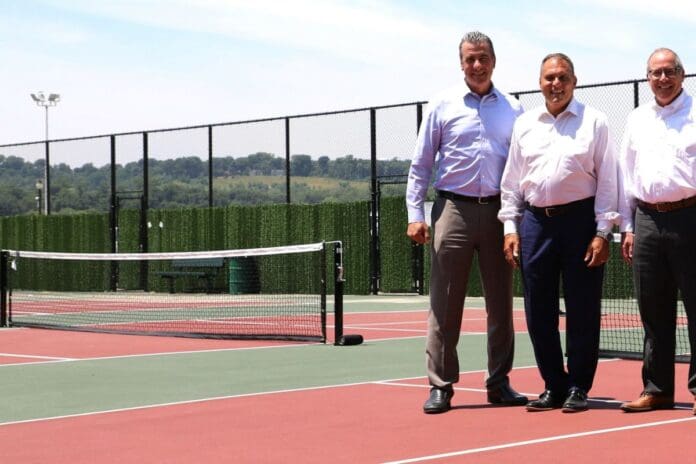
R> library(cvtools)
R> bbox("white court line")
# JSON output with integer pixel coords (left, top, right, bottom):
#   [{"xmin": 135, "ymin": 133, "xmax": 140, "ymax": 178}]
[
  {"xmin": 342, "ymin": 321, "xmax": 427, "ymax": 327},
  {"xmin": 0, "ymin": 359, "xmax": 628, "ymax": 428},
  {"xmin": 0, "ymin": 315, "xmax": 520, "ymax": 368},
  {"xmin": 0, "ymin": 341, "xmax": 323, "ymax": 368},
  {"xmin": 382, "ymin": 416, "xmax": 696, "ymax": 464},
  {"xmin": 0, "ymin": 353, "xmax": 75, "ymax": 361},
  {"xmin": 347, "ymin": 327, "xmax": 428, "ymax": 334},
  {"xmin": 0, "ymin": 366, "xmax": 533, "ymax": 428}
]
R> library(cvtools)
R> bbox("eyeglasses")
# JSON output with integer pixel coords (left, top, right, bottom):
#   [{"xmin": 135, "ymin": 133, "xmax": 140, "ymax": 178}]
[{"xmin": 647, "ymin": 67, "xmax": 681, "ymax": 80}]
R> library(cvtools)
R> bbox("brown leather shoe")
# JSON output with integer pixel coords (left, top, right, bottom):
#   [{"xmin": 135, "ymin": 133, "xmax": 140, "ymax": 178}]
[{"xmin": 620, "ymin": 393, "xmax": 674, "ymax": 412}]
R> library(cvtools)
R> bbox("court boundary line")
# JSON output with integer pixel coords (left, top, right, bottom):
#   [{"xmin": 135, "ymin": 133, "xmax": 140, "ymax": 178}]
[
  {"xmin": 0, "ymin": 333, "xmax": 454, "ymax": 367},
  {"xmin": 0, "ymin": 340, "xmax": 325, "ymax": 367},
  {"xmin": 0, "ymin": 305, "xmax": 527, "ymax": 367},
  {"xmin": 0, "ymin": 329, "xmax": 469, "ymax": 368},
  {"xmin": 0, "ymin": 363, "xmax": 543, "ymax": 428},
  {"xmin": 0, "ymin": 352, "xmax": 75, "ymax": 361},
  {"xmin": 0, "ymin": 359, "xmax": 626, "ymax": 428},
  {"xmin": 382, "ymin": 415, "xmax": 696, "ymax": 464}
]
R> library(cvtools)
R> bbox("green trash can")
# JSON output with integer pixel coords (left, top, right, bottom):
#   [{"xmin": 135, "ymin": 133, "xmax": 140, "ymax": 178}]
[{"xmin": 229, "ymin": 257, "xmax": 260, "ymax": 294}]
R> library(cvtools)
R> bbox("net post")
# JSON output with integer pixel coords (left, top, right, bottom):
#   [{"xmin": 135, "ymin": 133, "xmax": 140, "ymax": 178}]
[
  {"xmin": 333, "ymin": 242, "xmax": 344, "ymax": 345},
  {"xmin": 0, "ymin": 251, "xmax": 8, "ymax": 327},
  {"xmin": 320, "ymin": 241, "xmax": 327, "ymax": 343}
]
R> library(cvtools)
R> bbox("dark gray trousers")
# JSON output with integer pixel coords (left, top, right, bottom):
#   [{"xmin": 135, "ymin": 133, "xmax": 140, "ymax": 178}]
[{"xmin": 633, "ymin": 205, "xmax": 696, "ymax": 396}]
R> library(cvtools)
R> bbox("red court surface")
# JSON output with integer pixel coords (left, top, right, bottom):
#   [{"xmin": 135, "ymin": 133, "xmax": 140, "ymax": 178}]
[
  {"xmin": 3, "ymin": 307, "xmax": 691, "ymax": 463},
  {"xmin": 0, "ymin": 309, "xmax": 531, "ymax": 364},
  {"xmin": 341, "ymin": 308, "xmax": 531, "ymax": 340},
  {"xmin": 1, "ymin": 360, "xmax": 694, "ymax": 463},
  {"xmin": 0, "ymin": 327, "xmax": 298, "ymax": 363}
]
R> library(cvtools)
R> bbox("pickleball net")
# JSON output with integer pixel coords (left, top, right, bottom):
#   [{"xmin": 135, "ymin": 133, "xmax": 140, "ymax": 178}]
[
  {"xmin": 0, "ymin": 242, "xmax": 346, "ymax": 343},
  {"xmin": 599, "ymin": 234, "xmax": 690, "ymax": 362}
]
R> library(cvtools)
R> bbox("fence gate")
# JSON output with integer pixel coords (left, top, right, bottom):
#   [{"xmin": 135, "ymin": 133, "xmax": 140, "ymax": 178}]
[
  {"xmin": 372, "ymin": 175, "xmax": 424, "ymax": 295},
  {"xmin": 109, "ymin": 190, "xmax": 148, "ymax": 291}
]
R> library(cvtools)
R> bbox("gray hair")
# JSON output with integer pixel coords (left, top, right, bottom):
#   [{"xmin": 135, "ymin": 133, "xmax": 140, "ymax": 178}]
[
  {"xmin": 647, "ymin": 48, "xmax": 684, "ymax": 73},
  {"xmin": 459, "ymin": 31, "xmax": 496, "ymax": 61},
  {"xmin": 540, "ymin": 53, "xmax": 575, "ymax": 76}
]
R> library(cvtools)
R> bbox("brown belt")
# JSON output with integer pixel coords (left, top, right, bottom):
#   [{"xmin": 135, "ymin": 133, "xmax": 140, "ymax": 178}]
[{"xmin": 637, "ymin": 196, "xmax": 696, "ymax": 213}]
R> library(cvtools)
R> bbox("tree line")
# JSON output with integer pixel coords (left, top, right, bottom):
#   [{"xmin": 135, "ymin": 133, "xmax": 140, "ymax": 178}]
[{"xmin": 0, "ymin": 152, "xmax": 412, "ymax": 216}]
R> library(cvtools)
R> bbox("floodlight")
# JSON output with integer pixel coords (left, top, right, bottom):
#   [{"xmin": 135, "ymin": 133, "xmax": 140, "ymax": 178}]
[{"xmin": 29, "ymin": 90, "xmax": 60, "ymax": 215}]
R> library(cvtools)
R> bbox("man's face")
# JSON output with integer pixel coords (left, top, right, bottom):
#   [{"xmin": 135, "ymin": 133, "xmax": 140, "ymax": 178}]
[
  {"xmin": 540, "ymin": 57, "xmax": 577, "ymax": 116},
  {"xmin": 460, "ymin": 41, "xmax": 495, "ymax": 96},
  {"xmin": 647, "ymin": 50, "xmax": 684, "ymax": 107}
]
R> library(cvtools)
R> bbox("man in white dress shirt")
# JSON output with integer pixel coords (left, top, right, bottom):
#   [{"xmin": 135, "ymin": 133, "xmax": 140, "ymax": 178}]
[
  {"xmin": 498, "ymin": 53, "xmax": 619, "ymax": 412},
  {"xmin": 618, "ymin": 48, "xmax": 696, "ymax": 415}
]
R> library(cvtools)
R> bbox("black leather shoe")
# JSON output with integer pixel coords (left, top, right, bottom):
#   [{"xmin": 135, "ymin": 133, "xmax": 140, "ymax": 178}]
[
  {"xmin": 423, "ymin": 387, "xmax": 453, "ymax": 414},
  {"xmin": 562, "ymin": 387, "xmax": 588, "ymax": 413},
  {"xmin": 487, "ymin": 384, "xmax": 528, "ymax": 406},
  {"xmin": 526, "ymin": 390, "xmax": 565, "ymax": 411}
]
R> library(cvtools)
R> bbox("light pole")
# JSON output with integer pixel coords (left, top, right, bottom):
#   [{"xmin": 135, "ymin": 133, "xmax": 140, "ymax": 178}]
[{"xmin": 30, "ymin": 91, "xmax": 60, "ymax": 215}]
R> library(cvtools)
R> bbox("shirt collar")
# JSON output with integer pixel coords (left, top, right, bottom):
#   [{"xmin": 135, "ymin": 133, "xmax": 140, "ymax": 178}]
[
  {"xmin": 462, "ymin": 82, "xmax": 499, "ymax": 101},
  {"xmin": 651, "ymin": 88, "xmax": 688, "ymax": 114},
  {"xmin": 539, "ymin": 97, "xmax": 581, "ymax": 121}
]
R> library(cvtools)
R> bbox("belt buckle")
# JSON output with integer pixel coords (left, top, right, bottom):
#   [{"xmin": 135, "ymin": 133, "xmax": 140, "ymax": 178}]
[
  {"xmin": 544, "ymin": 207, "xmax": 556, "ymax": 217},
  {"xmin": 478, "ymin": 197, "xmax": 489, "ymax": 205}
]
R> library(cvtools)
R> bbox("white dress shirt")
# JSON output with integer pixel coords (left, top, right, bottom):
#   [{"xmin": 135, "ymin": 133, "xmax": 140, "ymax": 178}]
[
  {"xmin": 406, "ymin": 82, "xmax": 523, "ymax": 223},
  {"xmin": 618, "ymin": 90, "xmax": 696, "ymax": 232},
  {"xmin": 498, "ymin": 98, "xmax": 619, "ymax": 234}
]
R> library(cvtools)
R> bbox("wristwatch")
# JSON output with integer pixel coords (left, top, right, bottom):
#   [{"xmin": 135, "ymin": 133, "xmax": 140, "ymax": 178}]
[{"xmin": 595, "ymin": 230, "xmax": 612, "ymax": 242}]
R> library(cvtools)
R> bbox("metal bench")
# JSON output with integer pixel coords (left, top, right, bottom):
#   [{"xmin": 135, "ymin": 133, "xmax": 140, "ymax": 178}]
[{"xmin": 156, "ymin": 257, "xmax": 225, "ymax": 293}]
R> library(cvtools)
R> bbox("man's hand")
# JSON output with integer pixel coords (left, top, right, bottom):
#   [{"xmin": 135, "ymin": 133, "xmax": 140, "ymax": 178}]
[
  {"xmin": 503, "ymin": 233, "xmax": 521, "ymax": 269},
  {"xmin": 584, "ymin": 236, "xmax": 609, "ymax": 267},
  {"xmin": 407, "ymin": 221, "xmax": 430, "ymax": 244},
  {"xmin": 621, "ymin": 232, "xmax": 634, "ymax": 265}
]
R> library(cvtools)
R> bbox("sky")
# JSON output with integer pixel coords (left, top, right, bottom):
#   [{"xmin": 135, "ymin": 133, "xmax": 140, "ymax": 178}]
[{"xmin": 2, "ymin": 0, "xmax": 696, "ymax": 149}]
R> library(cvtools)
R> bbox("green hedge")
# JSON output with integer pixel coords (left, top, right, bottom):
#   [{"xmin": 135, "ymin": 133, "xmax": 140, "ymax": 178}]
[
  {"xmin": 3, "ymin": 197, "xmax": 626, "ymax": 297},
  {"xmin": 378, "ymin": 196, "xmax": 513, "ymax": 296},
  {"xmin": 1, "ymin": 201, "xmax": 371, "ymax": 295}
]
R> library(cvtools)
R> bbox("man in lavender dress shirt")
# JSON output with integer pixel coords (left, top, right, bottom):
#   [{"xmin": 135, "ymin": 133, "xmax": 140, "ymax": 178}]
[{"xmin": 406, "ymin": 31, "xmax": 527, "ymax": 414}]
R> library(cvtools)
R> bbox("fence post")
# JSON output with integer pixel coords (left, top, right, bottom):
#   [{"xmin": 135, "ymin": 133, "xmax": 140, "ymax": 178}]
[
  {"xmin": 633, "ymin": 81, "xmax": 640, "ymax": 108},
  {"xmin": 141, "ymin": 132, "xmax": 150, "ymax": 290},
  {"xmin": 369, "ymin": 108, "xmax": 379, "ymax": 295},
  {"xmin": 285, "ymin": 117, "xmax": 291, "ymax": 204},
  {"xmin": 208, "ymin": 125, "xmax": 213, "ymax": 207},
  {"xmin": 0, "ymin": 251, "xmax": 8, "ymax": 327},
  {"xmin": 44, "ymin": 140, "xmax": 51, "ymax": 215},
  {"xmin": 109, "ymin": 135, "xmax": 118, "ymax": 290}
]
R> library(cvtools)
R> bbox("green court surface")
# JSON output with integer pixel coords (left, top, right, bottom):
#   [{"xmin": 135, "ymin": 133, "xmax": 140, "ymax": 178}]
[{"xmin": 0, "ymin": 295, "xmax": 536, "ymax": 424}]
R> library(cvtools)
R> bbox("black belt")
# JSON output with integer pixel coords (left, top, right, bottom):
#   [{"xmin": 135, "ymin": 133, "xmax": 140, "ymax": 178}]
[
  {"xmin": 525, "ymin": 197, "xmax": 594, "ymax": 217},
  {"xmin": 436, "ymin": 190, "xmax": 500, "ymax": 204},
  {"xmin": 637, "ymin": 196, "xmax": 696, "ymax": 213}
]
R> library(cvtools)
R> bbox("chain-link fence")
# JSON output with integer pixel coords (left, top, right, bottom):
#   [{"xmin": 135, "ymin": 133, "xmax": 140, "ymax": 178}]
[
  {"xmin": 2, "ymin": 75, "xmax": 695, "ymax": 292},
  {"xmin": 2, "ymin": 77, "xmax": 694, "ymax": 216}
]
